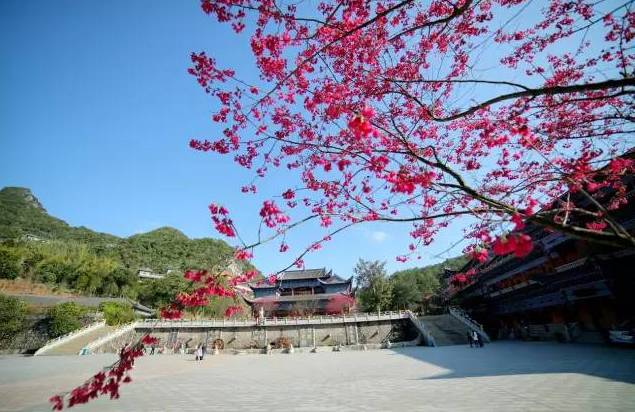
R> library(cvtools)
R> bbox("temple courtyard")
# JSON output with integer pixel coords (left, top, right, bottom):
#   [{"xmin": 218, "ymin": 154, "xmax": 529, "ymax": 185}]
[{"xmin": 1, "ymin": 342, "xmax": 634, "ymax": 411}]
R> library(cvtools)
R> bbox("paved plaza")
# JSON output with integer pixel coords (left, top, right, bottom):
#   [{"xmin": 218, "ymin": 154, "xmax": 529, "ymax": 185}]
[{"xmin": 1, "ymin": 342, "xmax": 634, "ymax": 412}]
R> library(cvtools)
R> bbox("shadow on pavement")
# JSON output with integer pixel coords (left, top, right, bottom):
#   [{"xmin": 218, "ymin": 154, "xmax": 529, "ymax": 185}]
[{"xmin": 390, "ymin": 341, "xmax": 635, "ymax": 384}]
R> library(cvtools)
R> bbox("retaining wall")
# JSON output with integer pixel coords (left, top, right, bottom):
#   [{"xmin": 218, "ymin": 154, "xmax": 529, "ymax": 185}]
[{"xmin": 92, "ymin": 317, "xmax": 419, "ymax": 353}]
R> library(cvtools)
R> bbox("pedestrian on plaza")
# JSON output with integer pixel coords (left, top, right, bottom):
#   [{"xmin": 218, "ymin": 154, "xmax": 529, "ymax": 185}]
[
  {"xmin": 195, "ymin": 344, "xmax": 203, "ymax": 361},
  {"xmin": 150, "ymin": 344, "xmax": 156, "ymax": 355},
  {"xmin": 467, "ymin": 331, "xmax": 474, "ymax": 347},
  {"xmin": 471, "ymin": 330, "xmax": 480, "ymax": 348},
  {"xmin": 201, "ymin": 343, "xmax": 207, "ymax": 360}
]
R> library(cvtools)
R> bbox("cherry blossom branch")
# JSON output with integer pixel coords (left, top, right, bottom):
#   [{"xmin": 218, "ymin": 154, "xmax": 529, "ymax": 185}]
[
  {"xmin": 49, "ymin": 257, "xmax": 251, "ymax": 410},
  {"xmin": 407, "ymin": 78, "xmax": 635, "ymax": 122},
  {"xmin": 254, "ymin": 0, "xmax": 415, "ymax": 106},
  {"xmin": 388, "ymin": 0, "xmax": 475, "ymax": 41}
]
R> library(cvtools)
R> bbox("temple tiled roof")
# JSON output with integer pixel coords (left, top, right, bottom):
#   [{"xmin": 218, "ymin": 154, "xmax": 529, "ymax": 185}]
[
  {"xmin": 248, "ymin": 268, "xmax": 351, "ymax": 291},
  {"xmin": 279, "ymin": 268, "xmax": 328, "ymax": 280},
  {"xmin": 248, "ymin": 282, "xmax": 276, "ymax": 290},
  {"xmin": 318, "ymin": 274, "xmax": 351, "ymax": 284}
]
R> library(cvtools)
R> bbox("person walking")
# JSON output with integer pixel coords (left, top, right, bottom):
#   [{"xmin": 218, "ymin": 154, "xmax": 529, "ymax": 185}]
[
  {"xmin": 471, "ymin": 330, "xmax": 480, "ymax": 348},
  {"xmin": 195, "ymin": 344, "xmax": 203, "ymax": 361},
  {"xmin": 467, "ymin": 331, "xmax": 474, "ymax": 348},
  {"xmin": 201, "ymin": 343, "xmax": 207, "ymax": 360}
]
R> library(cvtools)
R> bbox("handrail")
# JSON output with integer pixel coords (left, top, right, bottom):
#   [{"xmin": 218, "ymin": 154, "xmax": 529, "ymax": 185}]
[
  {"xmin": 449, "ymin": 307, "xmax": 491, "ymax": 343},
  {"xmin": 405, "ymin": 310, "xmax": 435, "ymax": 347},
  {"xmin": 134, "ymin": 311, "xmax": 410, "ymax": 328},
  {"xmin": 554, "ymin": 257, "xmax": 588, "ymax": 273},
  {"xmin": 84, "ymin": 322, "xmax": 137, "ymax": 353},
  {"xmin": 49, "ymin": 311, "xmax": 416, "ymax": 354},
  {"xmin": 34, "ymin": 321, "xmax": 106, "ymax": 356}
]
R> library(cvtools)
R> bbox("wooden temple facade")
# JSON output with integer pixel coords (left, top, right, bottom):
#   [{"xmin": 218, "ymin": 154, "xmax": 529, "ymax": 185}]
[
  {"xmin": 446, "ymin": 161, "xmax": 635, "ymax": 343},
  {"xmin": 244, "ymin": 268, "xmax": 355, "ymax": 317}
]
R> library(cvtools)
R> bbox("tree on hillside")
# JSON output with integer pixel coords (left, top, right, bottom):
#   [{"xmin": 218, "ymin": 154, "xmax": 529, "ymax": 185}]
[
  {"xmin": 47, "ymin": 302, "xmax": 86, "ymax": 338},
  {"xmin": 354, "ymin": 259, "xmax": 392, "ymax": 312},
  {"xmin": 0, "ymin": 294, "xmax": 26, "ymax": 342},
  {"xmin": 191, "ymin": 0, "xmax": 635, "ymax": 270},
  {"xmin": 0, "ymin": 188, "xmax": 252, "ymax": 300},
  {"xmin": 99, "ymin": 301, "xmax": 135, "ymax": 326},
  {"xmin": 0, "ymin": 245, "xmax": 22, "ymax": 279},
  {"xmin": 389, "ymin": 267, "xmax": 440, "ymax": 311},
  {"xmin": 137, "ymin": 273, "xmax": 189, "ymax": 308}
]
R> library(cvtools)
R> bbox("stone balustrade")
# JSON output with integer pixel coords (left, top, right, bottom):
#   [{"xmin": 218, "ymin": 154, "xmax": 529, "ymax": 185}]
[
  {"xmin": 87, "ymin": 311, "xmax": 422, "ymax": 353},
  {"xmin": 449, "ymin": 307, "xmax": 491, "ymax": 342},
  {"xmin": 33, "ymin": 321, "xmax": 105, "ymax": 356}
]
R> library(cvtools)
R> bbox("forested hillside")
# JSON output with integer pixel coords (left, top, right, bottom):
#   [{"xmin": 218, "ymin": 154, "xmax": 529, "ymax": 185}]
[
  {"xmin": 354, "ymin": 255, "xmax": 468, "ymax": 312},
  {"xmin": 0, "ymin": 187, "xmax": 253, "ymax": 307}
]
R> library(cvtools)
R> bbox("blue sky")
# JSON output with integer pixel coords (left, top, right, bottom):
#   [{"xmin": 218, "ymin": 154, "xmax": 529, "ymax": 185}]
[{"xmin": 1, "ymin": 0, "xmax": 483, "ymax": 277}]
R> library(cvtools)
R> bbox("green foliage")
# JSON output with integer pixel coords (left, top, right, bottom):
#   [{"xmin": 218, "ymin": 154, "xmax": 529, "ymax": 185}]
[
  {"xmin": 3, "ymin": 240, "xmax": 136, "ymax": 297},
  {"xmin": 135, "ymin": 273, "xmax": 246, "ymax": 318},
  {"xmin": 198, "ymin": 296, "xmax": 246, "ymax": 318},
  {"xmin": 0, "ymin": 187, "xmax": 119, "ymax": 246},
  {"xmin": 352, "ymin": 255, "xmax": 467, "ymax": 312},
  {"xmin": 412, "ymin": 255, "xmax": 469, "ymax": 280},
  {"xmin": 119, "ymin": 228, "xmax": 242, "ymax": 274},
  {"xmin": 137, "ymin": 273, "xmax": 189, "ymax": 308},
  {"xmin": 388, "ymin": 255, "xmax": 467, "ymax": 311},
  {"xmin": 99, "ymin": 301, "xmax": 135, "ymax": 326},
  {"xmin": 0, "ymin": 187, "xmax": 256, "ymax": 307},
  {"xmin": 0, "ymin": 245, "xmax": 22, "ymax": 279},
  {"xmin": 354, "ymin": 259, "xmax": 393, "ymax": 312},
  {"xmin": 35, "ymin": 254, "xmax": 75, "ymax": 284},
  {"xmin": 0, "ymin": 294, "xmax": 27, "ymax": 340},
  {"xmin": 389, "ymin": 268, "xmax": 440, "ymax": 311},
  {"xmin": 47, "ymin": 302, "xmax": 86, "ymax": 337}
]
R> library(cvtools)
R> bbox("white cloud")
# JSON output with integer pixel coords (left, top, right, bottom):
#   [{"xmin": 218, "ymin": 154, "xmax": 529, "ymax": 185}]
[{"xmin": 370, "ymin": 231, "xmax": 388, "ymax": 243}]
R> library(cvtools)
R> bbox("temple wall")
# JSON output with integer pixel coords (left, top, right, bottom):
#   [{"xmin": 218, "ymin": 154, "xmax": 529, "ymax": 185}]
[{"xmin": 92, "ymin": 318, "xmax": 418, "ymax": 353}]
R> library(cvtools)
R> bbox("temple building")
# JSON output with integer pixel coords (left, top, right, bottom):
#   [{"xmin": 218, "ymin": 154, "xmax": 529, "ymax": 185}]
[
  {"xmin": 446, "ymin": 156, "xmax": 635, "ymax": 343},
  {"xmin": 244, "ymin": 268, "xmax": 355, "ymax": 317}
]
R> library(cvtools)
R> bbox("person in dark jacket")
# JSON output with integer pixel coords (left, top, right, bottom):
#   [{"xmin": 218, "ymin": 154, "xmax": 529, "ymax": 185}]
[
  {"xmin": 472, "ymin": 330, "xmax": 480, "ymax": 348},
  {"xmin": 467, "ymin": 331, "xmax": 474, "ymax": 347}
]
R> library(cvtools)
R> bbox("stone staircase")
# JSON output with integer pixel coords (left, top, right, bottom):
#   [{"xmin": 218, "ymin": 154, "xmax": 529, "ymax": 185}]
[
  {"xmin": 419, "ymin": 314, "xmax": 471, "ymax": 346},
  {"xmin": 38, "ymin": 324, "xmax": 118, "ymax": 355}
]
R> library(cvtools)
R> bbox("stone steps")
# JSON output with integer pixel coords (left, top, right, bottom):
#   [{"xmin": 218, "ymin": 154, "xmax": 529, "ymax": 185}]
[
  {"xmin": 41, "ymin": 325, "xmax": 117, "ymax": 355},
  {"xmin": 419, "ymin": 314, "xmax": 472, "ymax": 346}
]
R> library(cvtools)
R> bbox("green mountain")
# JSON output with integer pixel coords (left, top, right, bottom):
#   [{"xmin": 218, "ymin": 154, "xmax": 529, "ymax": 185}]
[
  {"xmin": 392, "ymin": 255, "xmax": 468, "ymax": 279},
  {"xmin": 0, "ymin": 187, "xmax": 120, "ymax": 249},
  {"xmin": 0, "ymin": 187, "xmax": 252, "ymax": 303},
  {"xmin": 386, "ymin": 255, "xmax": 468, "ymax": 311}
]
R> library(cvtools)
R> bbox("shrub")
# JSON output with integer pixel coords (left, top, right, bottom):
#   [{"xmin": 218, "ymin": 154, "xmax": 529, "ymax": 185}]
[
  {"xmin": 47, "ymin": 302, "xmax": 85, "ymax": 337},
  {"xmin": 35, "ymin": 257, "xmax": 75, "ymax": 285},
  {"xmin": 99, "ymin": 301, "xmax": 135, "ymax": 326},
  {"xmin": 0, "ymin": 294, "xmax": 27, "ymax": 340},
  {"xmin": 0, "ymin": 246, "xmax": 22, "ymax": 279},
  {"xmin": 273, "ymin": 336, "xmax": 292, "ymax": 349}
]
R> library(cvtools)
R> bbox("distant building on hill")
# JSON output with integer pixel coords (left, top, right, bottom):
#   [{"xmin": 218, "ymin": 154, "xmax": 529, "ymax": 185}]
[
  {"xmin": 137, "ymin": 268, "xmax": 165, "ymax": 280},
  {"xmin": 22, "ymin": 233, "xmax": 45, "ymax": 242},
  {"xmin": 243, "ymin": 268, "xmax": 355, "ymax": 317}
]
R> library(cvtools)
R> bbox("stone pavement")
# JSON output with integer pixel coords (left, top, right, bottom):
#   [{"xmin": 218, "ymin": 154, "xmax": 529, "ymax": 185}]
[{"xmin": 1, "ymin": 342, "xmax": 634, "ymax": 412}]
